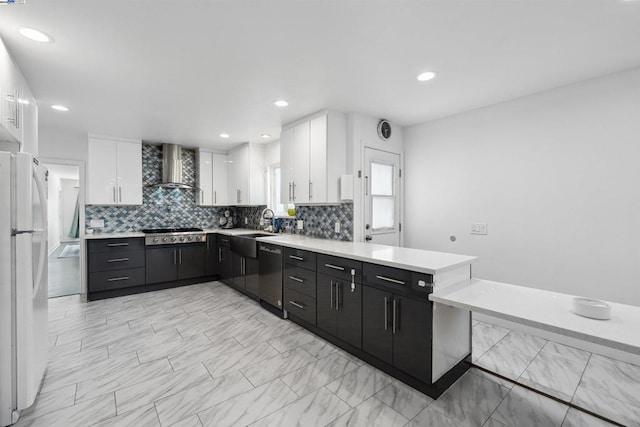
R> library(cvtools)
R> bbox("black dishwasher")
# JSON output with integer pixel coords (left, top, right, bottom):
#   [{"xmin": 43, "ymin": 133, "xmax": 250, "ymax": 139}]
[{"xmin": 258, "ymin": 243, "xmax": 283, "ymax": 313}]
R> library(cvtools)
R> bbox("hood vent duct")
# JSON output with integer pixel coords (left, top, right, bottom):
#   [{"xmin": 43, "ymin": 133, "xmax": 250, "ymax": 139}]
[{"xmin": 155, "ymin": 143, "xmax": 195, "ymax": 189}]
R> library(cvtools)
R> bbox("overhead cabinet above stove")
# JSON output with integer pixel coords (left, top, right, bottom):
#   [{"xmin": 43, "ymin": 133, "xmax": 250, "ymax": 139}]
[{"xmin": 87, "ymin": 135, "xmax": 143, "ymax": 205}]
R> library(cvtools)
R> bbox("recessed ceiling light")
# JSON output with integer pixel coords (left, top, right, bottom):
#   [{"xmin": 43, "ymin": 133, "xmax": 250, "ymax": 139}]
[
  {"xmin": 417, "ymin": 71, "xmax": 437, "ymax": 82},
  {"xmin": 18, "ymin": 27, "xmax": 54, "ymax": 43},
  {"xmin": 219, "ymin": 133, "xmax": 230, "ymax": 138},
  {"xmin": 51, "ymin": 105, "xmax": 69, "ymax": 112},
  {"xmin": 261, "ymin": 134, "xmax": 270, "ymax": 139},
  {"xmin": 274, "ymin": 100, "xmax": 289, "ymax": 107}
]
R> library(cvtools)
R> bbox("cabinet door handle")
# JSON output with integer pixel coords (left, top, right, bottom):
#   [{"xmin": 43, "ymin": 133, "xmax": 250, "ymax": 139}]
[
  {"xmin": 289, "ymin": 255, "xmax": 304, "ymax": 261},
  {"xmin": 113, "ymin": 186, "xmax": 116, "ymax": 203},
  {"xmin": 214, "ymin": 190, "xmax": 217, "ymax": 204},
  {"xmin": 309, "ymin": 181, "xmax": 312, "ymax": 200},
  {"xmin": 330, "ymin": 280, "xmax": 333, "ymax": 308},
  {"xmin": 107, "ymin": 258, "xmax": 129, "ymax": 263},
  {"xmin": 324, "ymin": 263, "xmax": 345, "ymax": 271},
  {"xmin": 237, "ymin": 189, "xmax": 241, "ymax": 204},
  {"xmin": 218, "ymin": 247, "xmax": 222, "ymax": 263},
  {"xmin": 365, "ymin": 176, "xmax": 369, "ymax": 196},
  {"xmin": 119, "ymin": 186, "xmax": 122, "ymax": 203},
  {"xmin": 392, "ymin": 298, "xmax": 398, "ymax": 334},
  {"xmin": 201, "ymin": 190, "xmax": 204, "ymax": 204},
  {"xmin": 207, "ymin": 238, "xmax": 209, "ymax": 251},
  {"xmin": 384, "ymin": 297, "xmax": 388, "ymax": 331},
  {"xmin": 107, "ymin": 276, "xmax": 130, "ymax": 282},
  {"xmin": 376, "ymin": 275, "xmax": 406, "ymax": 286},
  {"xmin": 335, "ymin": 282, "xmax": 340, "ymax": 311},
  {"xmin": 288, "ymin": 275, "xmax": 304, "ymax": 283},
  {"xmin": 174, "ymin": 250, "xmax": 177, "ymax": 265},
  {"xmin": 292, "ymin": 182, "xmax": 296, "ymax": 201},
  {"xmin": 288, "ymin": 182, "xmax": 292, "ymax": 201},
  {"xmin": 179, "ymin": 249, "xmax": 182, "ymax": 265},
  {"xmin": 107, "ymin": 243, "xmax": 129, "ymax": 247},
  {"xmin": 289, "ymin": 300, "xmax": 304, "ymax": 309}
]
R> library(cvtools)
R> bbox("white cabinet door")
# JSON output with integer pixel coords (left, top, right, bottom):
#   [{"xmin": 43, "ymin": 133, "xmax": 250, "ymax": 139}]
[
  {"xmin": 309, "ymin": 115, "xmax": 327, "ymax": 203},
  {"xmin": 233, "ymin": 145, "xmax": 250, "ymax": 204},
  {"xmin": 280, "ymin": 127, "xmax": 295, "ymax": 204},
  {"xmin": 212, "ymin": 153, "xmax": 228, "ymax": 206},
  {"xmin": 197, "ymin": 151, "xmax": 213, "ymax": 206},
  {"xmin": 87, "ymin": 138, "xmax": 118, "ymax": 205},
  {"xmin": 116, "ymin": 141, "xmax": 142, "ymax": 205},
  {"xmin": 292, "ymin": 121, "xmax": 310, "ymax": 203}
]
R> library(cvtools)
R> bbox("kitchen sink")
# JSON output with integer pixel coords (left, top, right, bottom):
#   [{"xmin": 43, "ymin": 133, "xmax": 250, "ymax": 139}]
[{"xmin": 230, "ymin": 233, "xmax": 273, "ymax": 258}]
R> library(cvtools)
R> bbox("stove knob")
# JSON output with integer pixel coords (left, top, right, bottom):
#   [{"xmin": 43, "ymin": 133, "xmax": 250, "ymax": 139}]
[
  {"xmin": 162, "ymin": 237, "xmax": 169, "ymax": 242},
  {"xmin": 188, "ymin": 236, "xmax": 193, "ymax": 241},
  {"xmin": 171, "ymin": 237, "xmax": 177, "ymax": 242},
  {"xmin": 179, "ymin": 236, "xmax": 185, "ymax": 242},
  {"xmin": 153, "ymin": 238, "xmax": 159, "ymax": 243}
]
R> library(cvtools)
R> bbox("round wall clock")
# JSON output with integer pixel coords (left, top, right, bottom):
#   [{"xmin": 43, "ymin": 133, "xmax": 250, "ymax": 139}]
[{"xmin": 377, "ymin": 119, "xmax": 392, "ymax": 140}]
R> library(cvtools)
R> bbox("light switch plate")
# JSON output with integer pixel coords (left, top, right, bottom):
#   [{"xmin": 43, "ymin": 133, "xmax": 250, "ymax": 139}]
[
  {"xmin": 297, "ymin": 220, "xmax": 304, "ymax": 230},
  {"xmin": 335, "ymin": 222, "xmax": 341, "ymax": 233},
  {"xmin": 90, "ymin": 219, "xmax": 104, "ymax": 228},
  {"xmin": 244, "ymin": 217, "xmax": 248, "ymax": 225},
  {"xmin": 471, "ymin": 223, "xmax": 488, "ymax": 235}
]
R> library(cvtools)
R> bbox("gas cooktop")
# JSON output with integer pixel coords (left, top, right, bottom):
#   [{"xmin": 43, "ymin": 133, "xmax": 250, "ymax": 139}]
[
  {"xmin": 141, "ymin": 227, "xmax": 203, "ymax": 234},
  {"xmin": 142, "ymin": 227, "xmax": 206, "ymax": 245}
]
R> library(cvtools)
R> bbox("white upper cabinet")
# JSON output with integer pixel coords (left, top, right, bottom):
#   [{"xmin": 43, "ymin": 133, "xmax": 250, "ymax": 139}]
[
  {"xmin": 227, "ymin": 143, "xmax": 264, "ymax": 206},
  {"xmin": 1, "ymin": 37, "xmax": 32, "ymax": 151},
  {"xmin": 280, "ymin": 110, "xmax": 346, "ymax": 204},
  {"xmin": 87, "ymin": 135, "xmax": 142, "ymax": 205},
  {"xmin": 197, "ymin": 150, "xmax": 228, "ymax": 206}
]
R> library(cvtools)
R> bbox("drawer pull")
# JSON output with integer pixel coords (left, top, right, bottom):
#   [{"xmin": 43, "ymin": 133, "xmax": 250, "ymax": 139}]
[
  {"xmin": 384, "ymin": 297, "xmax": 388, "ymax": 331},
  {"xmin": 107, "ymin": 243, "xmax": 129, "ymax": 247},
  {"xmin": 376, "ymin": 275, "xmax": 405, "ymax": 285},
  {"xmin": 289, "ymin": 300, "xmax": 305, "ymax": 309},
  {"xmin": 108, "ymin": 258, "xmax": 129, "ymax": 263},
  {"xmin": 107, "ymin": 276, "xmax": 130, "ymax": 282},
  {"xmin": 288, "ymin": 275, "xmax": 304, "ymax": 283},
  {"xmin": 289, "ymin": 255, "xmax": 304, "ymax": 261},
  {"xmin": 324, "ymin": 263, "xmax": 345, "ymax": 271}
]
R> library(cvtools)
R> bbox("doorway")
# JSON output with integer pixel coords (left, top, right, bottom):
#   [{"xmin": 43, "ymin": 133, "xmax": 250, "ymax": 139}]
[
  {"xmin": 363, "ymin": 148, "xmax": 401, "ymax": 246},
  {"xmin": 44, "ymin": 163, "xmax": 81, "ymax": 298}
]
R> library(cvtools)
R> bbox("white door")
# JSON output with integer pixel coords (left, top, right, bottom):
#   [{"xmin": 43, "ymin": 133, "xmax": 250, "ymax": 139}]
[
  {"xmin": 87, "ymin": 137, "xmax": 117, "ymax": 205},
  {"xmin": 198, "ymin": 151, "xmax": 213, "ymax": 206},
  {"xmin": 364, "ymin": 148, "xmax": 401, "ymax": 246},
  {"xmin": 116, "ymin": 141, "xmax": 142, "ymax": 205},
  {"xmin": 211, "ymin": 153, "xmax": 228, "ymax": 206}
]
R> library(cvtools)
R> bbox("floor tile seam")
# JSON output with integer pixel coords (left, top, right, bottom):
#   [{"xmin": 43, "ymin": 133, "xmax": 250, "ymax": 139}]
[
  {"xmin": 370, "ymin": 390, "xmax": 422, "ymax": 422},
  {"xmin": 572, "ymin": 352, "xmax": 593, "ymax": 402},
  {"xmin": 514, "ymin": 336, "xmax": 547, "ymax": 384},
  {"xmin": 574, "ymin": 378, "xmax": 640, "ymax": 411}
]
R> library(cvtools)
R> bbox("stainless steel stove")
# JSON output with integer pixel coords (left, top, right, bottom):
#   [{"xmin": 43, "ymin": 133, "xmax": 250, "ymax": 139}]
[{"xmin": 142, "ymin": 227, "xmax": 206, "ymax": 245}]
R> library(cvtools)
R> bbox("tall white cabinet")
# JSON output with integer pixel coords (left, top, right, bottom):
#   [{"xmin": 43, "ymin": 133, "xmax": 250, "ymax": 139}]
[
  {"xmin": 227, "ymin": 143, "xmax": 265, "ymax": 206},
  {"xmin": 281, "ymin": 110, "xmax": 346, "ymax": 204},
  {"xmin": 196, "ymin": 150, "xmax": 228, "ymax": 206},
  {"xmin": 87, "ymin": 135, "xmax": 142, "ymax": 205}
]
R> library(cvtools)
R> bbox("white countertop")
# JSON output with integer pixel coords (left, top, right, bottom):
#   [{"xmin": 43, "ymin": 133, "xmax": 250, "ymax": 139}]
[
  {"xmin": 254, "ymin": 234, "xmax": 477, "ymax": 275},
  {"xmin": 430, "ymin": 278, "xmax": 640, "ymax": 355},
  {"xmin": 84, "ymin": 231, "xmax": 146, "ymax": 239}
]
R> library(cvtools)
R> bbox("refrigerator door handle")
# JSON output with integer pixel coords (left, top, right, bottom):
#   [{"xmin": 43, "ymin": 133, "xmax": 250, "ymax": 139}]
[{"xmin": 31, "ymin": 162, "xmax": 48, "ymax": 295}]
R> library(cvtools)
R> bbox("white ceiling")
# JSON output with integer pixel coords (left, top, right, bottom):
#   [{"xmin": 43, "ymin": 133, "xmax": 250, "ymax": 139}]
[{"xmin": 1, "ymin": 0, "xmax": 640, "ymax": 151}]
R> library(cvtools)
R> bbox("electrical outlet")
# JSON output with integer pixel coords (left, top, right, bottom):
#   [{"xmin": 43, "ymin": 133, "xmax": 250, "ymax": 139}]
[
  {"xmin": 90, "ymin": 219, "xmax": 104, "ymax": 228},
  {"xmin": 470, "ymin": 223, "xmax": 488, "ymax": 235},
  {"xmin": 297, "ymin": 220, "xmax": 304, "ymax": 230},
  {"xmin": 335, "ymin": 222, "xmax": 341, "ymax": 233},
  {"xmin": 244, "ymin": 217, "xmax": 248, "ymax": 225}
]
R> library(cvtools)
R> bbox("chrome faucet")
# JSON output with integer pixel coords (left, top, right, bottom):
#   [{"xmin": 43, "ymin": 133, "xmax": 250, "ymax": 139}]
[{"xmin": 260, "ymin": 208, "xmax": 275, "ymax": 232}]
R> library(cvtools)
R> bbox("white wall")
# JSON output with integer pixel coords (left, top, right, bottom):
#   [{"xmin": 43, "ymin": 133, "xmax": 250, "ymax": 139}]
[
  {"xmin": 347, "ymin": 113, "xmax": 404, "ymax": 242},
  {"xmin": 39, "ymin": 127, "xmax": 88, "ymax": 162},
  {"xmin": 404, "ymin": 67, "xmax": 640, "ymax": 306},
  {"xmin": 46, "ymin": 172, "xmax": 61, "ymax": 254}
]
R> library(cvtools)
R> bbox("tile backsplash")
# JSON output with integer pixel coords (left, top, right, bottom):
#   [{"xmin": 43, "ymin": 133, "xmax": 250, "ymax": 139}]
[{"xmin": 85, "ymin": 144, "xmax": 353, "ymax": 241}]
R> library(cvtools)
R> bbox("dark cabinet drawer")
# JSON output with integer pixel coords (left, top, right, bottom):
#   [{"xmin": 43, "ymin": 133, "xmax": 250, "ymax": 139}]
[
  {"xmin": 284, "ymin": 265, "xmax": 316, "ymax": 298},
  {"xmin": 89, "ymin": 250, "xmax": 145, "ymax": 273},
  {"xmin": 317, "ymin": 254, "xmax": 362, "ymax": 283},
  {"xmin": 88, "ymin": 238, "xmax": 144, "ymax": 254},
  {"xmin": 284, "ymin": 248, "xmax": 317, "ymax": 271},
  {"xmin": 363, "ymin": 263, "xmax": 412, "ymax": 289},
  {"xmin": 411, "ymin": 272, "xmax": 434, "ymax": 294},
  {"xmin": 88, "ymin": 267, "xmax": 146, "ymax": 292},
  {"xmin": 284, "ymin": 288, "xmax": 316, "ymax": 325},
  {"xmin": 217, "ymin": 235, "xmax": 231, "ymax": 247}
]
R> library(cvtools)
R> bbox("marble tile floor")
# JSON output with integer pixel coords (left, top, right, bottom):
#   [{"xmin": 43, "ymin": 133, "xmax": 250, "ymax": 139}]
[{"xmin": 18, "ymin": 282, "xmax": 636, "ymax": 426}]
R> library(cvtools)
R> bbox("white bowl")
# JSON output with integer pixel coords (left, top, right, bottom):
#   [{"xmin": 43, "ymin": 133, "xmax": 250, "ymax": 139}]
[{"xmin": 572, "ymin": 297, "xmax": 611, "ymax": 320}]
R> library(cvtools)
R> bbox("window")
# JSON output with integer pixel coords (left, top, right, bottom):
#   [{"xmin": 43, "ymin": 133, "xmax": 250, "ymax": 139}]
[
  {"xmin": 370, "ymin": 162, "xmax": 395, "ymax": 230},
  {"xmin": 267, "ymin": 164, "xmax": 286, "ymax": 215}
]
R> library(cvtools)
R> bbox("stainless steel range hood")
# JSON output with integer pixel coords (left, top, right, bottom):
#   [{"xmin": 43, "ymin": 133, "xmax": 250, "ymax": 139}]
[{"xmin": 155, "ymin": 143, "xmax": 195, "ymax": 189}]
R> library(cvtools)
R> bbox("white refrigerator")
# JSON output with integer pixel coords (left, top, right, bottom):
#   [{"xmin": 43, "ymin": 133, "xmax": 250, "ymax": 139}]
[{"xmin": 0, "ymin": 151, "xmax": 48, "ymax": 426}]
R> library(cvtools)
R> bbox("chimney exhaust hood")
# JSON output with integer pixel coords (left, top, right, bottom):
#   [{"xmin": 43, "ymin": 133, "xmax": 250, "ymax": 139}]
[{"xmin": 154, "ymin": 143, "xmax": 195, "ymax": 189}]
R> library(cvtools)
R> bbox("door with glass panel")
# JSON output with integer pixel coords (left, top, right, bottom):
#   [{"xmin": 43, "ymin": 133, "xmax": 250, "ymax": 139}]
[{"xmin": 364, "ymin": 148, "xmax": 401, "ymax": 246}]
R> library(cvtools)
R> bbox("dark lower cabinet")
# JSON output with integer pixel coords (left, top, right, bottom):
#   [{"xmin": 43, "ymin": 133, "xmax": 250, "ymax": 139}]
[
  {"xmin": 145, "ymin": 244, "xmax": 205, "ymax": 284},
  {"xmin": 244, "ymin": 258, "xmax": 259, "ymax": 297},
  {"xmin": 231, "ymin": 252, "xmax": 245, "ymax": 290},
  {"xmin": 317, "ymin": 273, "xmax": 362, "ymax": 349},
  {"xmin": 362, "ymin": 284, "xmax": 432, "ymax": 383},
  {"xmin": 362, "ymin": 286, "xmax": 393, "ymax": 364},
  {"xmin": 218, "ymin": 245, "xmax": 233, "ymax": 284},
  {"xmin": 205, "ymin": 234, "xmax": 219, "ymax": 276}
]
